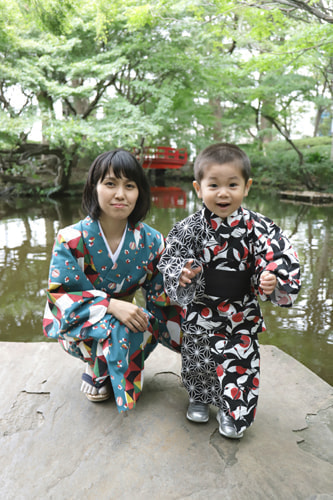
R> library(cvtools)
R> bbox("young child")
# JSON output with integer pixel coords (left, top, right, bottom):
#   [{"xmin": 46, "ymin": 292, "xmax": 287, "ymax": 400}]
[{"xmin": 158, "ymin": 142, "xmax": 301, "ymax": 439}]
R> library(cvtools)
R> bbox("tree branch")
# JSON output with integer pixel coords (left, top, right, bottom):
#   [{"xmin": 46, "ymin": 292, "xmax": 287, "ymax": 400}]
[{"xmin": 243, "ymin": 0, "xmax": 333, "ymax": 24}]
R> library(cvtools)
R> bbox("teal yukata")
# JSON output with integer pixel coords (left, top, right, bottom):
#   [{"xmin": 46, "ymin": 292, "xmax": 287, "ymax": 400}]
[{"xmin": 43, "ymin": 216, "xmax": 182, "ymax": 412}]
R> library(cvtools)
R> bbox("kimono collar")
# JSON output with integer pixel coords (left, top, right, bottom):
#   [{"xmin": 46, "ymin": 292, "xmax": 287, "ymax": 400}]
[{"xmin": 202, "ymin": 204, "xmax": 244, "ymax": 230}]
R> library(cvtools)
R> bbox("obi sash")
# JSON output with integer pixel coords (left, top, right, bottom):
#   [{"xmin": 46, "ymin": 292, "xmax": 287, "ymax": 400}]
[
  {"xmin": 119, "ymin": 292, "xmax": 136, "ymax": 303},
  {"xmin": 203, "ymin": 267, "xmax": 252, "ymax": 300}
]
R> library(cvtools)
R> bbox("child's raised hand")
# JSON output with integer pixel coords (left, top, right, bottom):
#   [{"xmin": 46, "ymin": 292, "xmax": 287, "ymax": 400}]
[
  {"xmin": 179, "ymin": 259, "xmax": 202, "ymax": 287},
  {"xmin": 260, "ymin": 270, "xmax": 277, "ymax": 295}
]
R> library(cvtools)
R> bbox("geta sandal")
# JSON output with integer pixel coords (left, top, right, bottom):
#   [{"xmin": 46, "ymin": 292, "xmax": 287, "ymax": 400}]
[{"xmin": 81, "ymin": 373, "xmax": 112, "ymax": 402}]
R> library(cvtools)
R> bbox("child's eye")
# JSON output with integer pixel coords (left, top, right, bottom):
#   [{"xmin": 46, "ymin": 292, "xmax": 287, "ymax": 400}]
[
  {"xmin": 230, "ymin": 183, "xmax": 238, "ymax": 188},
  {"xmin": 126, "ymin": 183, "xmax": 136, "ymax": 189}
]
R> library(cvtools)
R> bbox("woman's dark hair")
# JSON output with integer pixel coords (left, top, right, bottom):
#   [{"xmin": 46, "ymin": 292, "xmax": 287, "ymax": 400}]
[
  {"xmin": 82, "ymin": 149, "xmax": 150, "ymax": 224},
  {"xmin": 194, "ymin": 142, "xmax": 251, "ymax": 183}
]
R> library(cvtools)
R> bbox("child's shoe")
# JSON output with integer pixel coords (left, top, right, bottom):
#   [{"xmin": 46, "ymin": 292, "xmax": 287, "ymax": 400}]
[
  {"xmin": 216, "ymin": 409, "xmax": 244, "ymax": 439},
  {"xmin": 186, "ymin": 402, "xmax": 209, "ymax": 423}
]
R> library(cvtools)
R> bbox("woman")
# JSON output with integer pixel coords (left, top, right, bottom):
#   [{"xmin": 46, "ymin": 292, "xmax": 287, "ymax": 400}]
[{"xmin": 43, "ymin": 149, "xmax": 182, "ymax": 412}]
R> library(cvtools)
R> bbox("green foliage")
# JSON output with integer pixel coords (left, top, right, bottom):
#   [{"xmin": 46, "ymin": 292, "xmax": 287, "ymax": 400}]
[
  {"xmin": 0, "ymin": 0, "xmax": 333, "ymax": 196},
  {"xmin": 22, "ymin": 0, "xmax": 78, "ymax": 35},
  {"xmin": 249, "ymin": 138, "xmax": 333, "ymax": 191}
]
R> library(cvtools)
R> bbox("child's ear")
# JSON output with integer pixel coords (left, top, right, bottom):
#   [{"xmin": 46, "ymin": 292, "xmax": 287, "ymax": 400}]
[
  {"xmin": 193, "ymin": 180, "xmax": 202, "ymax": 198},
  {"xmin": 244, "ymin": 178, "xmax": 252, "ymax": 197}
]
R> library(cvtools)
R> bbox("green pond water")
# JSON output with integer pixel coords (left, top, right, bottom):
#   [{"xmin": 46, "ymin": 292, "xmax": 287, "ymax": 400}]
[{"xmin": 0, "ymin": 183, "xmax": 332, "ymax": 385}]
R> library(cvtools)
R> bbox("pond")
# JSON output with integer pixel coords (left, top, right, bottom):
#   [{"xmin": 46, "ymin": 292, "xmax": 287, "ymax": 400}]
[{"xmin": 0, "ymin": 182, "xmax": 332, "ymax": 386}]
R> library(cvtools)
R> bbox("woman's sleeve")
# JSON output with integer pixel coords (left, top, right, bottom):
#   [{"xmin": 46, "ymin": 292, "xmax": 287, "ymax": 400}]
[
  {"xmin": 157, "ymin": 222, "xmax": 202, "ymax": 306},
  {"xmin": 252, "ymin": 216, "xmax": 301, "ymax": 307},
  {"xmin": 43, "ymin": 228, "xmax": 110, "ymax": 340}
]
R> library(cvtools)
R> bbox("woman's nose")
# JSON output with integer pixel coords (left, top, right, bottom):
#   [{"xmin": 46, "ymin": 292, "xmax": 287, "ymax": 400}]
[{"xmin": 115, "ymin": 186, "xmax": 125, "ymax": 198}]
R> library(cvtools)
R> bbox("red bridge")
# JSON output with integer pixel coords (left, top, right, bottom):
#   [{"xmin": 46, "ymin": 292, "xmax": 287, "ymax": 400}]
[{"xmin": 140, "ymin": 146, "xmax": 188, "ymax": 169}]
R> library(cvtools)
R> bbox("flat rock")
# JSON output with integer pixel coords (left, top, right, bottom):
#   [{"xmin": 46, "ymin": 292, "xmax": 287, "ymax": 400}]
[{"xmin": 0, "ymin": 342, "xmax": 332, "ymax": 499}]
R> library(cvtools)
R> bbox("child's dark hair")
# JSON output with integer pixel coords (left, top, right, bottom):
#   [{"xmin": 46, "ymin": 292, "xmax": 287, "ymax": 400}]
[
  {"xmin": 194, "ymin": 143, "xmax": 251, "ymax": 183},
  {"xmin": 82, "ymin": 149, "xmax": 150, "ymax": 224}
]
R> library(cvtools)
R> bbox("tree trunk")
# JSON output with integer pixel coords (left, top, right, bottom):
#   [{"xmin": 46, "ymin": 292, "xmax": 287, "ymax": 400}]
[
  {"xmin": 0, "ymin": 143, "xmax": 77, "ymax": 196},
  {"xmin": 37, "ymin": 91, "xmax": 55, "ymax": 144},
  {"xmin": 260, "ymin": 114, "xmax": 273, "ymax": 143},
  {"xmin": 209, "ymin": 97, "xmax": 223, "ymax": 141},
  {"xmin": 313, "ymin": 106, "xmax": 322, "ymax": 138},
  {"xmin": 330, "ymin": 120, "xmax": 333, "ymax": 161},
  {"xmin": 263, "ymin": 113, "xmax": 316, "ymax": 190}
]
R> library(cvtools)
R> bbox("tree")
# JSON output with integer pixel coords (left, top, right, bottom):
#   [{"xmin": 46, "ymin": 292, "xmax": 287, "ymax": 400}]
[
  {"xmin": 0, "ymin": 0, "xmax": 202, "ymax": 194},
  {"xmin": 242, "ymin": 0, "xmax": 333, "ymax": 24},
  {"xmin": 242, "ymin": 0, "xmax": 333, "ymax": 162},
  {"xmin": 1, "ymin": 0, "xmax": 332, "ymax": 195}
]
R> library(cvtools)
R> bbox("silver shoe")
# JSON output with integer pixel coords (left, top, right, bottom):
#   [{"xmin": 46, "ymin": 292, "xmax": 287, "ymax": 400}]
[
  {"xmin": 216, "ymin": 410, "xmax": 244, "ymax": 439},
  {"xmin": 186, "ymin": 402, "xmax": 209, "ymax": 423}
]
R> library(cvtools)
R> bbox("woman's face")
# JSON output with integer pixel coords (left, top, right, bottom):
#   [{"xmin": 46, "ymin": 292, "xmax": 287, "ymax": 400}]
[{"xmin": 96, "ymin": 167, "xmax": 139, "ymax": 222}]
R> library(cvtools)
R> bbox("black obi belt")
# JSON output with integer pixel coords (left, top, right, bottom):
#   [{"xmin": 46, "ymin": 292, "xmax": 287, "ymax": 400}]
[{"xmin": 203, "ymin": 267, "xmax": 252, "ymax": 301}]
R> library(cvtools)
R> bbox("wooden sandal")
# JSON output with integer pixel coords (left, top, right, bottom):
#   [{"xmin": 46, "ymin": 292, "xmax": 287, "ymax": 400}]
[{"xmin": 81, "ymin": 373, "xmax": 112, "ymax": 402}]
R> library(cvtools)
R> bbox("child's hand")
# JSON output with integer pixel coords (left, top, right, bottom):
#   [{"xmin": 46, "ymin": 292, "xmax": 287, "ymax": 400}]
[
  {"xmin": 179, "ymin": 259, "xmax": 202, "ymax": 287},
  {"xmin": 260, "ymin": 270, "xmax": 277, "ymax": 295}
]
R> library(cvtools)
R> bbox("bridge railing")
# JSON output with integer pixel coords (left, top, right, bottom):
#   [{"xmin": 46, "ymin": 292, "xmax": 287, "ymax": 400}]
[{"xmin": 140, "ymin": 146, "xmax": 188, "ymax": 169}]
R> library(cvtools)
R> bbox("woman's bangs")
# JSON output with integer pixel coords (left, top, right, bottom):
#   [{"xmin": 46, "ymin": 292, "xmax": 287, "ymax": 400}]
[{"xmin": 112, "ymin": 156, "xmax": 141, "ymax": 184}]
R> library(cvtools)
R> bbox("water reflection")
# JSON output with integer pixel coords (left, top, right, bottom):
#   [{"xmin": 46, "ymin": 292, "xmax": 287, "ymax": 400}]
[
  {"xmin": 0, "ymin": 186, "xmax": 332, "ymax": 386},
  {"xmin": 151, "ymin": 186, "xmax": 187, "ymax": 209}
]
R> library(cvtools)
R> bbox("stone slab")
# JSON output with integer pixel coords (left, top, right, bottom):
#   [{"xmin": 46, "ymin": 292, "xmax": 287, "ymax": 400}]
[{"xmin": 0, "ymin": 342, "xmax": 332, "ymax": 499}]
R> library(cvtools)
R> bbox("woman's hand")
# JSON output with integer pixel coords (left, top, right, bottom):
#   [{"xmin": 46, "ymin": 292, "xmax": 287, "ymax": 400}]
[
  {"xmin": 107, "ymin": 299, "xmax": 149, "ymax": 332},
  {"xmin": 260, "ymin": 271, "xmax": 277, "ymax": 296},
  {"xmin": 179, "ymin": 259, "xmax": 202, "ymax": 287}
]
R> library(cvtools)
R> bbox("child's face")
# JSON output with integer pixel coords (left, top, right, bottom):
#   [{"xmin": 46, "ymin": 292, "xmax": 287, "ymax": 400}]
[{"xmin": 193, "ymin": 162, "xmax": 252, "ymax": 219}]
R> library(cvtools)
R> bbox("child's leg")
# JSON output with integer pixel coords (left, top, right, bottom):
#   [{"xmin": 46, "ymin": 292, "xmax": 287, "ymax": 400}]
[
  {"xmin": 210, "ymin": 331, "xmax": 260, "ymax": 435},
  {"xmin": 181, "ymin": 332, "xmax": 223, "ymax": 423}
]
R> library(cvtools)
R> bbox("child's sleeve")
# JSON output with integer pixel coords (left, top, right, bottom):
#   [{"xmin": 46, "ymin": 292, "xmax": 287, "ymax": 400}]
[
  {"xmin": 252, "ymin": 215, "xmax": 301, "ymax": 307},
  {"xmin": 158, "ymin": 221, "xmax": 202, "ymax": 306}
]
